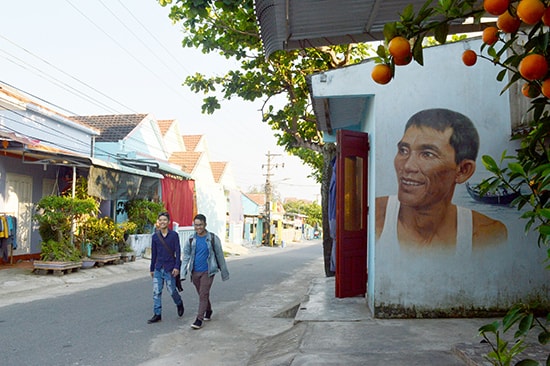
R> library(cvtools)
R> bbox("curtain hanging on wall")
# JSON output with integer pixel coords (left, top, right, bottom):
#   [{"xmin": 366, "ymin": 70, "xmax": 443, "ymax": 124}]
[{"xmin": 161, "ymin": 176, "xmax": 195, "ymax": 227}]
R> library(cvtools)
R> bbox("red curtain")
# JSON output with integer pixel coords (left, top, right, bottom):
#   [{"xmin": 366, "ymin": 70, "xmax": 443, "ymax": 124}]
[{"xmin": 161, "ymin": 177, "xmax": 195, "ymax": 227}]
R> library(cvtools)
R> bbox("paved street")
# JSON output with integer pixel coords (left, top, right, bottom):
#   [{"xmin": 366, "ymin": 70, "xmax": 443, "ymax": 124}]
[{"xmin": 0, "ymin": 241, "xmax": 323, "ymax": 365}]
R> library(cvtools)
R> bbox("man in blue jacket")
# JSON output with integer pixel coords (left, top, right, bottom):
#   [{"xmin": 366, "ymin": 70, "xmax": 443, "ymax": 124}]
[{"xmin": 148, "ymin": 212, "xmax": 184, "ymax": 324}]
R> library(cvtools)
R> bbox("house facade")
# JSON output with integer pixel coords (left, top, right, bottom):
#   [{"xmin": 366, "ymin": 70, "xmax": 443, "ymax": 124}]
[
  {"xmin": 313, "ymin": 39, "xmax": 549, "ymax": 316},
  {"xmin": 254, "ymin": 0, "xmax": 549, "ymax": 317},
  {"xmin": 0, "ymin": 84, "xmax": 164, "ymax": 262}
]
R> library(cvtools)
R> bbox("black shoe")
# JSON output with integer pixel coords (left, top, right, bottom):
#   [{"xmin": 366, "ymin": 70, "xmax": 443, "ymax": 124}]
[
  {"xmin": 147, "ymin": 314, "xmax": 161, "ymax": 324},
  {"xmin": 177, "ymin": 303, "xmax": 184, "ymax": 317},
  {"xmin": 191, "ymin": 318, "xmax": 203, "ymax": 329},
  {"xmin": 204, "ymin": 310, "xmax": 212, "ymax": 321}
]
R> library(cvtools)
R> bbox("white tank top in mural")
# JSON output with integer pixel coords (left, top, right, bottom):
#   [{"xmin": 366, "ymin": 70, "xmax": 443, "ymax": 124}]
[{"xmin": 379, "ymin": 195, "xmax": 472, "ymax": 254}]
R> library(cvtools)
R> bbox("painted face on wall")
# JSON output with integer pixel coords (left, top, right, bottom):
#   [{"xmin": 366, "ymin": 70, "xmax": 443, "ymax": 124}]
[{"xmin": 394, "ymin": 125, "xmax": 459, "ymax": 209}]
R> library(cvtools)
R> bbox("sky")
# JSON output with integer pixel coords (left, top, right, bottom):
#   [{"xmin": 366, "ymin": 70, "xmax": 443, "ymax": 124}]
[{"xmin": 0, "ymin": 1, "xmax": 321, "ymax": 202}]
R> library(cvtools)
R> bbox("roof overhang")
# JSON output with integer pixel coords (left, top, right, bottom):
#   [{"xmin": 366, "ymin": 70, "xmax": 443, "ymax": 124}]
[
  {"xmin": 255, "ymin": 0, "xmax": 487, "ymax": 57},
  {"xmin": 116, "ymin": 158, "xmax": 193, "ymax": 180},
  {"xmin": 4, "ymin": 143, "xmax": 164, "ymax": 180}
]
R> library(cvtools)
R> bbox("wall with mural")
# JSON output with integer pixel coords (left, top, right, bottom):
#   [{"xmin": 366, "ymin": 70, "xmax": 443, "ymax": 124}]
[{"xmin": 371, "ymin": 39, "xmax": 549, "ymax": 317}]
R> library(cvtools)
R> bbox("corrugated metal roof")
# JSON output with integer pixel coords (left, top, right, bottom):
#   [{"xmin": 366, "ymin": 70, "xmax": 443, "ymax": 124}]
[{"xmin": 255, "ymin": 0, "xmax": 486, "ymax": 57}]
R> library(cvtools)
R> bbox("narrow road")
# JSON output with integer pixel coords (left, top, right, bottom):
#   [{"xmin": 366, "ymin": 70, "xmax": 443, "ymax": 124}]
[{"xmin": 0, "ymin": 241, "xmax": 323, "ymax": 365}]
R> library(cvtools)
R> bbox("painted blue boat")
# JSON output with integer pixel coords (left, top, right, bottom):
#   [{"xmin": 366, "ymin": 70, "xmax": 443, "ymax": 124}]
[{"xmin": 466, "ymin": 182, "xmax": 519, "ymax": 205}]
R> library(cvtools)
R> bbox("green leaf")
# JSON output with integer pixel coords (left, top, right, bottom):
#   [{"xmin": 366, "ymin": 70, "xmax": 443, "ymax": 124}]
[
  {"xmin": 538, "ymin": 329, "xmax": 550, "ymax": 344},
  {"xmin": 412, "ymin": 37, "xmax": 424, "ymax": 66},
  {"xmin": 508, "ymin": 163, "xmax": 527, "ymax": 177},
  {"xmin": 482, "ymin": 155, "xmax": 499, "ymax": 173},
  {"xmin": 538, "ymin": 225, "xmax": 550, "ymax": 236},
  {"xmin": 383, "ymin": 23, "xmax": 398, "ymax": 41},
  {"xmin": 538, "ymin": 209, "xmax": 550, "ymax": 219},
  {"xmin": 515, "ymin": 360, "xmax": 540, "ymax": 366},
  {"xmin": 434, "ymin": 23, "xmax": 449, "ymax": 44},
  {"xmin": 479, "ymin": 321, "xmax": 500, "ymax": 334},
  {"xmin": 516, "ymin": 312, "xmax": 534, "ymax": 337}
]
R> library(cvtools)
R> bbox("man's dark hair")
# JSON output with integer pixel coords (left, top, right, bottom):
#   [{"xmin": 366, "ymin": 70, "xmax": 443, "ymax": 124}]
[
  {"xmin": 194, "ymin": 214, "xmax": 207, "ymax": 223},
  {"xmin": 404, "ymin": 108, "xmax": 479, "ymax": 164},
  {"xmin": 158, "ymin": 212, "xmax": 170, "ymax": 220}
]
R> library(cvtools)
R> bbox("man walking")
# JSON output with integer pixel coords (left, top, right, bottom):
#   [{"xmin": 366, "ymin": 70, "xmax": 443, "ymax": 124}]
[
  {"xmin": 181, "ymin": 214, "xmax": 229, "ymax": 329},
  {"xmin": 147, "ymin": 212, "xmax": 184, "ymax": 324}
]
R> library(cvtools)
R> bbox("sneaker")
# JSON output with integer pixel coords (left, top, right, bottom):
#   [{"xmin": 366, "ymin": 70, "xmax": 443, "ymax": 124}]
[
  {"xmin": 177, "ymin": 303, "xmax": 184, "ymax": 317},
  {"xmin": 204, "ymin": 310, "xmax": 213, "ymax": 321},
  {"xmin": 147, "ymin": 314, "xmax": 161, "ymax": 324},
  {"xmin": 191, "ymin": 318, "xmax": 203, "ymax": 329}
]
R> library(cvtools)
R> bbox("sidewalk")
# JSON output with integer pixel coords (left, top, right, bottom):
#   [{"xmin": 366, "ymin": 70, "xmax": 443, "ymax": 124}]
[{"xmin": 1, "ymin": 242, "xmax": 547, "ymax": 365}]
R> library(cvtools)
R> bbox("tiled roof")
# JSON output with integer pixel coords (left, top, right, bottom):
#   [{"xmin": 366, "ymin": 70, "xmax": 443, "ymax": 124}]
[
  {"xmin": 168, "ymin": 151, "xmax": 202, "ymax": 174},
  {"xmin": 246, "ymin": 193, "xmax": 266, "ymax": 206},
  {"xmin": 70, "ymin": 114, "xmax": 148, "ymax": 142},
  {"xmin": 157, "ymin": 119, "xmax": 174, "ymax": 136},
  {"xmin": 183, "ymin": 135, "xmax": 202, "ymax": 152},
  {"xmin": 210, "ymin": 162, "xmax": 227, "ymax": 183}
]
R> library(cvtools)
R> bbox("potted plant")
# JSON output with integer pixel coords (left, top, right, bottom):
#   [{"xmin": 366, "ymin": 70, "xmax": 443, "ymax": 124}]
[
  {"xmin": 124, "ymin": 199, "xmax": 165, "ymax": 234},
  {"xmin": 33, "ymin": 195, "xmax": 99, "ymax": 273},
  {"xmin": 118, "ymin": 221, "xmax": 137, "ymax": 262},
  {"xmin": 84, "ymin": 216, "xmax": 123, "ymax": 266}
]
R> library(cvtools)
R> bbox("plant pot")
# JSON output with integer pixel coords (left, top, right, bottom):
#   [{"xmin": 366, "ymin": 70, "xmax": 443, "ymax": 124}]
[{"xmin": 81, "ymin": 259, "xmax": 96, "ymax": 269}]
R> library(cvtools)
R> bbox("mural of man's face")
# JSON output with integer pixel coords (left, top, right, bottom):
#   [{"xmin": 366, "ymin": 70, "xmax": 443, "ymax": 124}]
[{"xmin": 394, "ymin": 125, "xmax": 459, "ymax": 209}]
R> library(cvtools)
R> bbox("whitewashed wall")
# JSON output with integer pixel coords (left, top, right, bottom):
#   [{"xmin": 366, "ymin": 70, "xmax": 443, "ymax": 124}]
[{"xmin": 312, "ymin": 38, "xmax": 550, "ymax": 317}]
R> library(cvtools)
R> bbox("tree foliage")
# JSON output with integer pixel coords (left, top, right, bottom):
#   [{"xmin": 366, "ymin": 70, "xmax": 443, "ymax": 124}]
[
  {"xmin": 159, "ymin": 0, "xmax": 371, "ymax": 180},
  {"xmin": 283, "ymin": 200, "xmax": 322, "ymax": 227}
]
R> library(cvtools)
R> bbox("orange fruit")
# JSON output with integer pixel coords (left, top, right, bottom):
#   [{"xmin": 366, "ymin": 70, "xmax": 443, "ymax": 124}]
[
  {"xmin": 371, "ymin": 64, "xmax": 392, "ymax": 85},
  {"xmin": 519, "ymin": 54, "xmax": 548, "ymax": 80},
  {"xmin": 484, "ymin": 0, "xmax": 510, "ymax": 15},
  {"xmin": 542, "ymin": 6, "xmax": 550, "ymax": 26},
  {"xmin": 497, "ymin": 11, "xmax": 522, "ymax": 33},
  {"xmin": 522, "ymin": 82, "xmax": 541, "ymax": 98},
  {"xmin": 517, "ymin": 0, "xmax": 546, "ymax": 24},
  {"xmin": 394, "ymin": 54, "xmax": 412, "ymax": 66},
  {"xmin": 388, "ymin": 36, "xmax": 411, "ymax": 59},
  {"xmin": 482, "ymin": 26, "xmax": 499, "ymax": 45},
  {"xmin": 462, "ymin": 50, "xmax": 477, "ymax": 66},
  {"xmin": 542, "ymin": 78, "xmax": 550, "ymax": 98}
]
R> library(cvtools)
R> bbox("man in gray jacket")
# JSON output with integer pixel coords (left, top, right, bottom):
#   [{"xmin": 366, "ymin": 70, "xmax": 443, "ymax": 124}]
[{"xmin": 181, "ymin": 214, "xmax": 229, "ymax": 329}]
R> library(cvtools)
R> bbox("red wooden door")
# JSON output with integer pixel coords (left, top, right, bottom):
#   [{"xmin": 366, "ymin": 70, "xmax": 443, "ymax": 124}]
[{"xmin": 335, "ymin": 130, "xmax": 369, "ymax": 298}]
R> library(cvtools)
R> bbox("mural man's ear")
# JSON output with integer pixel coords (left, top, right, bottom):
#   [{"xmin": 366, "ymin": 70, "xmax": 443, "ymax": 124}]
[{"xmin": 455, "ymin": 159, "xmax": 476, "ymax": 184}]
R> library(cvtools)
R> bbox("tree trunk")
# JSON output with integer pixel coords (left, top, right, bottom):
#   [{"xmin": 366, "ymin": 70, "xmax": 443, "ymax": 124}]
[{"xmin": 321, "ymin": 143, "xmax": 336, "ymax": 277}]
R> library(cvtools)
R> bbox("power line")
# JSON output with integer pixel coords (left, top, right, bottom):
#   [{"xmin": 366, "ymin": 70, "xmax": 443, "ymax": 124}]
[{"xmin": 115, "ymin": 0, "xmax": 194, "ymax": 77}]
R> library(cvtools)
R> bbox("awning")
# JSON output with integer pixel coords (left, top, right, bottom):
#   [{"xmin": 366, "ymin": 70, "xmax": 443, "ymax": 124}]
[
  {"xmin": 88, "ymin": 165, "xmax": 160, "ymax": 200},
  {"xmin": 88, "ymin": 157, "xmax": 163, "ymax": 180},
  {"xmin": 155, "ymin": 160, "xmax": 192, "ymax": 179}
]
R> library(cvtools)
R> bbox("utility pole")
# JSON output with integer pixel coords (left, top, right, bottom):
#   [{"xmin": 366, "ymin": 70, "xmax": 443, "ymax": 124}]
[{"xmin": 262, "ymin": 151, "xmax": 283, "ymax": 246}]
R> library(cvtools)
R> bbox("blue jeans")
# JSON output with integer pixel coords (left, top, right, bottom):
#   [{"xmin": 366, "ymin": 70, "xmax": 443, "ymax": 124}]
[{"xmin": 153, "ymin": 268, "xmax": 183, "ymax": 315}]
